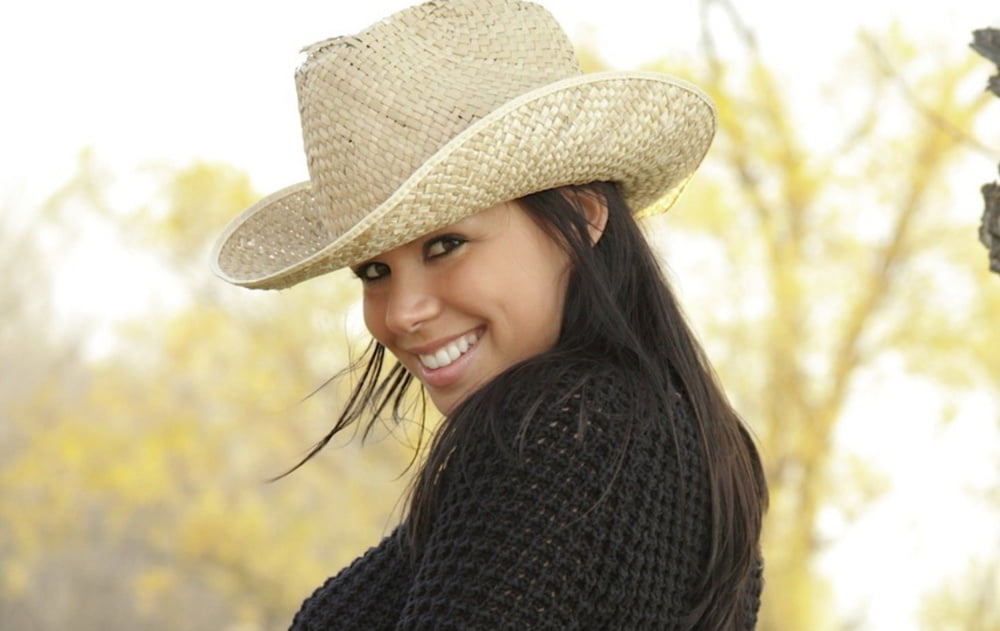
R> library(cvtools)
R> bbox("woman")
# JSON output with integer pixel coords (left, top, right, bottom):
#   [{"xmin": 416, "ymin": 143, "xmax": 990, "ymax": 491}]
[{"xmin": 212, "ymin": 0, "xmax": 767, "ymax": 628}]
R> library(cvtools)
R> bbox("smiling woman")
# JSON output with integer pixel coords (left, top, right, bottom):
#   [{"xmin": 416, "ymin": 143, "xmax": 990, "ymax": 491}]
[{"xmin": 211, "ymin": 0, "xmax": 767, "ymax": 629}]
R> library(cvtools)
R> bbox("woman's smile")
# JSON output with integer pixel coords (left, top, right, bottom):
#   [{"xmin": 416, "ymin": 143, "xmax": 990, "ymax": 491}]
[
  {"xmin": 416, "ymin": 330, "xmax": 481, "ymax": 371},
  {"xmin": 413, "ymin": 329, "xmax": 483, "ymax": 390}
]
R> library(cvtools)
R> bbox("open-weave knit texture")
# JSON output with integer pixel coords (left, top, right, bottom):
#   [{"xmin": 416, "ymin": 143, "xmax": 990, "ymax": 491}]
[{"xmin": 289, "ymin": 367, "xmax": 763, "ymax": 629}]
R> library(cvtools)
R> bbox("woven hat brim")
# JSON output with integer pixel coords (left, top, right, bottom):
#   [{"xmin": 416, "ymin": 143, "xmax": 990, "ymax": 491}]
[{"xmin": 212, "ymin": 71, "xmax": 716, "ymax": 289}]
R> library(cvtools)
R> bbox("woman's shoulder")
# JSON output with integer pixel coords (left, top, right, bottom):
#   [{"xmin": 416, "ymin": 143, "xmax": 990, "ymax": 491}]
[
  {"xmin": 493, "ymin": 356, "xmax": 704, "ymax": 475},
  {"xmin": 470, "ymin": 355, "xmax": 663, "ymax": 452},
  {"xmin": 496, "ymin": 354, "xmax": 643, "ymax": 414}
]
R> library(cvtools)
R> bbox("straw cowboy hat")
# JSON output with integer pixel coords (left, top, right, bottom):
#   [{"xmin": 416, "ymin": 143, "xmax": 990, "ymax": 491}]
[{"xmin": 211, "ymin": 0, "xmax": 716, "ymax": 290}]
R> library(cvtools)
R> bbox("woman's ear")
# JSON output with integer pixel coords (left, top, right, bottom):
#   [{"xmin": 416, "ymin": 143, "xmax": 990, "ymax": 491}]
[{"xmin": 562, "ymin": 187, "xmax": 609, "ymax": 245}]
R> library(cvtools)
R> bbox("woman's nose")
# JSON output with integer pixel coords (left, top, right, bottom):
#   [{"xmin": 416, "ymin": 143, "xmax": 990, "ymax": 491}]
[{"xmin": 384, "ymin": 273, "xmax": 440, "ymax": 334}]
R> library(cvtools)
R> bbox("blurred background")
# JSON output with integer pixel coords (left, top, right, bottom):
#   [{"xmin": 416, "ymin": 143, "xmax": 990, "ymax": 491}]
[{"xmin": 2, "ymin": 1, "xmax": 998, "ymax": 629}]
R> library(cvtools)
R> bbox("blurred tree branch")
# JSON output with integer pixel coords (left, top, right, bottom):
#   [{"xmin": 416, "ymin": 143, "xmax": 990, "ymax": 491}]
[{"xmin": 862, "ymin": 32, "xmax": 995, "ymax": 157}]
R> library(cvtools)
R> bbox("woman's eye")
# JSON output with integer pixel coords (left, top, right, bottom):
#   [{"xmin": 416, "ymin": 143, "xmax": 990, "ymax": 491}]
[
  {"xmin": 426, "ymin": 235, "xmax": 465, "ymax": 258},
  {"xmin": 353, "ymin": 262, "xmax": 389, "ymax": 282}
]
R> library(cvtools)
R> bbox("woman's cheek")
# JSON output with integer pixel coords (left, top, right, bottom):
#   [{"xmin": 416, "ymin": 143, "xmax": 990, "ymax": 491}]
[{"xmin": 362, "ymin": 294, "xmax": 386, "ymax": 341}]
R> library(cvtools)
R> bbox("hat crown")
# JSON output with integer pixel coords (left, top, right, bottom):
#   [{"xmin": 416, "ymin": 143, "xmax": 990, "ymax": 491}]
[{"xmin": 295, "ymin": 0, "xmax": 580, "ymax": 239}]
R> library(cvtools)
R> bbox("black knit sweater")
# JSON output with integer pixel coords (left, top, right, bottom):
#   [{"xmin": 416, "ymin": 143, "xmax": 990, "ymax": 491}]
[{"xmin": 290, "ymin": 367, "xmax": 763, "ymax": 629}]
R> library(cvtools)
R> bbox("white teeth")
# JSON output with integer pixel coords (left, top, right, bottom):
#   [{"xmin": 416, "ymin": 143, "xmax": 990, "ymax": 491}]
[
  {"xmin": 434, "ymin": 348, "xmax": 450, "ymax": 366},
  {"xmin": 419, "ymin": 332, "xmax": 479, "ymax": 370}
]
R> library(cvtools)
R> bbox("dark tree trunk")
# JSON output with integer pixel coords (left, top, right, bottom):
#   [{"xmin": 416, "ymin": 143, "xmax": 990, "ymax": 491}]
[
  {"xmin": 972, "ymin": 28, "xmax": 1000, "ymax": 274},
  {"xmin": 983, "ymin": 176, "xmax": 1000, "ymax": 274}
]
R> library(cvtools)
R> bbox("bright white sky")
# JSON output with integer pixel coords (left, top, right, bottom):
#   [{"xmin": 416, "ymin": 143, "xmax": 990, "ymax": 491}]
[
  {"xmin": 3, "ymin": 0, "xmax": 996, "ymax": 203},
  {"xmin": 2, "ymin": 2, "xmax": 998, "ymax": 629}
]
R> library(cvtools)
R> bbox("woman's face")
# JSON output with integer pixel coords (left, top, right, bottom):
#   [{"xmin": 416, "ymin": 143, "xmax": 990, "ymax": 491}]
[{"xmin": 354, "ymin": 200, "xmax": 570, "ymax": 414}]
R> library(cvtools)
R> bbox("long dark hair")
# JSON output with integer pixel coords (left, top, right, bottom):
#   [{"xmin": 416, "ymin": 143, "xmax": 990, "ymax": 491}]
[{"xmin": 294, "ymin": 181, "xmax": 767, "ymax": 629}]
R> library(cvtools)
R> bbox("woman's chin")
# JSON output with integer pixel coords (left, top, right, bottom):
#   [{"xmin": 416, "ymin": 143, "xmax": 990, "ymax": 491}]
[{"xmin": 427, "ymin": 387, "xmax": 469, "ymax": 416}]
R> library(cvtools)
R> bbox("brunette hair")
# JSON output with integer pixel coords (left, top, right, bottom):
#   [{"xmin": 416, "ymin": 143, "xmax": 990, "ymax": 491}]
[{"xmin": 290, "ymin": 182, "xmax": 767, "ymax": 629}]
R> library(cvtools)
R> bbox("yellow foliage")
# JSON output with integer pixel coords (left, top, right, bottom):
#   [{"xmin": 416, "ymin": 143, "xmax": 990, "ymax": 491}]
[
  {"xmin": 1, "ymin": 23, "xmax": 998, "ymax": 631},
  {"xmin": 134, "ymin": 567, "xmax": 177, "ymax": 616},
  {"xmin": 2, "ymin": 560, "xmax": 29, "ymax": 597},
  {"xmin": 0, "ymin": 156, "xmax": 416, "ymax": 627}
]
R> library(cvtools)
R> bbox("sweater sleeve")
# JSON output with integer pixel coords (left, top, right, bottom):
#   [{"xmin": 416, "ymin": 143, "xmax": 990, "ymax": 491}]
[
  {"xmin": 290, "ymin": 528, "xmax": 412, "ymax": 631},
  {"xmin": 396, "ymin": 392, "xmax": 639, "ymax": 630}
]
